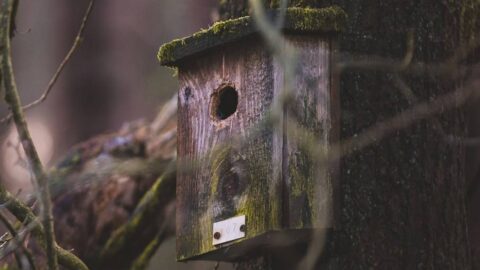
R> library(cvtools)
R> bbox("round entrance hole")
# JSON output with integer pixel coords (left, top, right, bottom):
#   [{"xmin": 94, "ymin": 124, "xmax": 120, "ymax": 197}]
[{"xmin": 211, "ymin": 86, "xmax": 238, "ymax": 120}]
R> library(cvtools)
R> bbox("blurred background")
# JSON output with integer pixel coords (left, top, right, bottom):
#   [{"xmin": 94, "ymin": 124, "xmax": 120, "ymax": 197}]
[
  {"xmin": 0, "ymin": 0, "xmax": 214, "ymax": 191},
  {"xmin": 0, "ymin": 0, "xmax": 228, "ymax": 269}
]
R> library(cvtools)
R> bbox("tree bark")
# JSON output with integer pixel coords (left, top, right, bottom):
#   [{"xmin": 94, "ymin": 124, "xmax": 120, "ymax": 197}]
[
  {"xmin": 219, "ymin": 0, "xmax": 479, "ymax": 269},
  {"xmin": 335, "ymin": 1, "xmax": 476, "ymax": 269}
]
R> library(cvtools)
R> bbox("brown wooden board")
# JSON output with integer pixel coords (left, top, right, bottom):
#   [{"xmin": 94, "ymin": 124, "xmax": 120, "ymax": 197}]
[
  {"xmin": 283, "ymin": 36, "xmax": 338, "ymax": 230},
  {"xmin": 175, "ymin": 34, "xmax": 338, "ymax": 261}
]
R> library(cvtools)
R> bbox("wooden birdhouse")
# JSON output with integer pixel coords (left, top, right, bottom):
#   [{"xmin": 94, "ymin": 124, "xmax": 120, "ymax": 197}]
[{"xmin": 157, "ymin": 6, "xmax": 346, "ymax": 261}]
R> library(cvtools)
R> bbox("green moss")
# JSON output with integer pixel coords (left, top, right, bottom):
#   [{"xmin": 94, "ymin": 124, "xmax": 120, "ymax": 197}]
[
  {"xmin": 286, "ymin": 6, "xmax": 346, "ymax": 33},
  {"xmin": 209, "ymin": 145, "xmax": 234, "ymax": 196},
  {"xmin": 157, "ymin": 15, "xmax": 251, "ymax": 66},
  {"xmin": 157, "ymin": 38, "xmax": 188, "ymax": 66},
  {"xmin": 177, "ymin": 130, "xmax": 283, "ymax": 260},
  {"xmin": 130, "ymin": 234, "xmax": 161, "ymax": 270},
  {"xmin": 459, "ymin": 0, "xmax": 480, "ymax": 42},
  {"xmin": 235, "ymin": 128, "xmax": 283, "ymax": 235},
  {"xmin": 443, "ymin": 0, "xmax": 480, "ymax": 43},
  {"xmin": 99, "ymin": 164, "xmax": 175, "ymax": 267},
  {"xmin": 157, "ymin": 6, "xmax": 346, "ymax": 66},
  {"xmin": 0, "ymin": 264, "xmax": 19, "ymax": 270}
]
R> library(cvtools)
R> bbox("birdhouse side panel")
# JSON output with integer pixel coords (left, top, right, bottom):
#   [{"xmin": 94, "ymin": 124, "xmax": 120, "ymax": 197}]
[
  {"xmin": 176, "ymin": 38, "xmax": 283, "ymax": 260},
  {"xmin": 283, "ymin": 35, "xmax": 339, "ymax": 230}
]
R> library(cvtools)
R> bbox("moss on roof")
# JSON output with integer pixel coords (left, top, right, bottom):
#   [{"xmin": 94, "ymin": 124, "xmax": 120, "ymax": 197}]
[{"xmin": 157, "ymin": 6, "xmax": 347, "ymax": 67}]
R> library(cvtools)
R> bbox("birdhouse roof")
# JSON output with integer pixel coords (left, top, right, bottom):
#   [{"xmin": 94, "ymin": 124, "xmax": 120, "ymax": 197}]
[{"xmin": 157, "ymin": 6, "xmax": 347, "ymax": 67}]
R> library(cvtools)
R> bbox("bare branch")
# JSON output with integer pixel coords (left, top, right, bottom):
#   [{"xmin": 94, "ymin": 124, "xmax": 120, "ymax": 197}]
[
  {"xmin": 0, "ymin": 210, "xmax": 36, "ymax": 270},
  {"xmin": 0, "ymin": 185, "xmax": 89, "ymax": 270},
  {"xmin": 0, "ymin": 0, "xmax": 95, "ymax": 124},
  {"xmin": 325, "ymin": 73, "xmax": 479, "ymax": 163},
  {"xmin": 1, "ymin": 0, "xmax": 58, "ymax": 268},
  {"xmin": 0, "ymin": 210, "xmax": 27, "ymax": 270}
]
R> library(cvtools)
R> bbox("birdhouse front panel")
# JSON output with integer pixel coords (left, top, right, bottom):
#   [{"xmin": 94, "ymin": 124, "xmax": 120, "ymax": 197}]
[
  {"xmin": 176, "ymin": 38, "xmax": 283, "ymax": 261},
  {"xmin": 158, "ymin": 6, "xmax": 346, "ymax": 261}
]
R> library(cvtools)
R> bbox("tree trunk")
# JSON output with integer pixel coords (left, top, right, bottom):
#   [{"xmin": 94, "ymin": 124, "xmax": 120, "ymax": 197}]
[
  {"xmin": 219, "ymin": 0, "xmax": 478, "ymax": 269},
  {"xmin": 335, "ymin": 1, "xmax": 477, "ymax": 269}
]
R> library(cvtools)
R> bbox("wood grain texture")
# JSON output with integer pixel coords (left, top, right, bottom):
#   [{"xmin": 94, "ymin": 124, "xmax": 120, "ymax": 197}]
[
  {"xmin": 176, "ymin": 37, "xmax": 280, "ymax": 260},
  {"xmin": 176, "ymin": 34, "xmax": 338, "ymax": 261},
  {"xmin": 283, "ymin": 36, "xmax": 337, "ymax": 230}
]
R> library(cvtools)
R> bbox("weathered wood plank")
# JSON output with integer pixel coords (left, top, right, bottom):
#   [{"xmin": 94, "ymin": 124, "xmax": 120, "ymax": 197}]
[
  {"xmin": 176, "ymin": 38, "xmax": 281, "ymax": 260},
  {"xmin": 282, "ymin": 36, "xmax": 338, "ymax": 230}
]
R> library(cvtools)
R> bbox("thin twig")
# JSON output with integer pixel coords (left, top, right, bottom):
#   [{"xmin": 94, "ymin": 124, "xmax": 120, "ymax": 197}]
[
  {"xmin": 1, "ymin": 0, "xmax": 58, "ymax": 269},
  {"xmin": 0, "ymin": 210, "xmax": 26, "ymax": 270},
  {"xmin": 328, "ymin": 74, "xmax": 480, "ymax": 162},
  {"xmin": 335, "ymin": 55, "xmax": 477, "ymax": 83},
  {"xmin": 0, "ymin": 211, "xmax": 36, "ymax": 270},
  {"xmin": 393, "ymin": 74, "xmax": 480, "ymax": 146},
  {"xmin": 0, "ymin": 0, "xmax": 95, "ymax": 124},
  {"xmin": 392, "ymin": 33, "xmax": 479, "ymax": 147},
  {"xmin": 0, "ymin": 219, "xmax": 37, "ymax": 270},
  {"xmin": 274, "ymin": 0, "xmax": 288, "ymax": 29},
  {"xmin": 399, "ymin": 30, "xmax": 415, "ymax": 70},
  {"xmin": 249, "ymin": 0, "xmax": 297, "ymax": 121},
  {"xmin": 336, "ymin": 36, "xmax": 480, "ymax": 78},
  {"xmin": 0, "ymin": 185, "xmax": 89, "ymax": 270}
]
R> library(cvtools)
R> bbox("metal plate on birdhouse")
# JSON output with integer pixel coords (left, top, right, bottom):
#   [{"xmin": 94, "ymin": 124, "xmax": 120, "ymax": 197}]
[{"xmin": 212, "ymin": 215, "xmax": 246, "ymax": 246}]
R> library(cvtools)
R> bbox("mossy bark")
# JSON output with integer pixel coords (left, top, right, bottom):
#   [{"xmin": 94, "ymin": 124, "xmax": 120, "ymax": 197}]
[
  {"xmin": 219, "ymin": 0, "xmax": 479, "ymax": 269},
  {"xmin": 218, "ymin": 0, "xmax": 331, "ymax": 20},
  {"xmin": 334, "ymin": 1, "xmax": 476, "ymax": 269},
  {"xmin": 158, "ymin": 7, "xmax": 346, "ymax": 66},
  {"xmin": 97, "ymin": 164, "xmax": 176, "ymax": 269}
]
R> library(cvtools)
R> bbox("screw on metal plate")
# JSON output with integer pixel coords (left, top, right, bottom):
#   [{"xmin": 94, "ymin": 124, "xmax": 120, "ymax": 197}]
[{"xmin": 212, "ymin": 215, "xmax": 246, "ymax": 246}]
